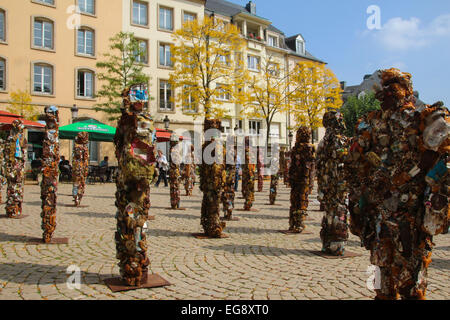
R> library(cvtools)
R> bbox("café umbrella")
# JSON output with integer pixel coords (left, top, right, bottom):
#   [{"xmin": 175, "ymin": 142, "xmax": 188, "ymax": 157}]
[
  {"xmin": 59, "ymin": 119, "xmax": 116, "ymax": 142},
  {"xmin": 59, "ymin": 119, "xmax": 189, "ymax": 142}
]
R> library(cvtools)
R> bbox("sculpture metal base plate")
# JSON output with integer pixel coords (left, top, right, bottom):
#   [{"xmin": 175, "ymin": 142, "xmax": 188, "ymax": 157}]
[
  {"xmin": 192, "ymin": 233, "xmax": 229, "ymax": 239},
  {"xmin": 309, "ymin": 250, "xmax": 361, "ymax": 259},
  {"xmin": 236, "ymin": 208, "xmax": 259, "ymax": 212},
  {"xmin": 27, "ymin": 237, "xmax": 69, "ymax": 245},
  {"xmin": 264, "ymin": 203, "xmax": 282, "ymax": 206},
  {"xmin": 64, "ymin": 204, "xmax": 89, "ymax": 208},
  {"xmin": 279, "ymin": 230, "xmax": 313, "ymax": 235},
  {"xmin": 165, "ymin": 207, "xmax": 186, "ymax": 210},
  {"xmin": 0, "ymin": 214, "xmax": 29, "ymax": 219},
  {"xmin": 104, "ymin": 274, "xmax": 171, "ymax": 293},
  {"xmin": 221, "ymin": 217, "xmax": 240, "ymax": 221}
]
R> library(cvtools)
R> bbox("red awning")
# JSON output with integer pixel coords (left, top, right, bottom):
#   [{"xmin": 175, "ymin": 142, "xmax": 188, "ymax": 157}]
[
  {"xmin": 0, "ymin": 111, "xmax": 45, "ymax": 130},
  {"xmin": 155, "ymin": 128, "xmax": 190, "ymax": 142}
]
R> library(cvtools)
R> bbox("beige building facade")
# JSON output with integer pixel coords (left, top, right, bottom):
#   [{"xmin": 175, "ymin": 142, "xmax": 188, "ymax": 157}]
[
  {"xmin": 0, "ymin": 0, "xmax": 328, "ymax": 169},
  {"xmin": 0, "ymin": 0, "xmax": 123, "ymax": 164}
]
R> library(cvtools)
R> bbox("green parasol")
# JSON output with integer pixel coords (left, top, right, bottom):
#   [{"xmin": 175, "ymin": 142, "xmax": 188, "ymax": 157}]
[{"xmin": 59, "ymin": 119, "xmax": 116, "ymax": 142}]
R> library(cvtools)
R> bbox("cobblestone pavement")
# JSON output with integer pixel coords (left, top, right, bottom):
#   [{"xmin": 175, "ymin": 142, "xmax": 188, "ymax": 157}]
[{"xmin": 0, "ymin": 180, "xmax": 448, "ymax": 300}]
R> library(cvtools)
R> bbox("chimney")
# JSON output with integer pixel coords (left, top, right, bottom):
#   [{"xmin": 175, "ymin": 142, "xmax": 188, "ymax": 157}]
[
  {"xmin": 246, "ymin": 1, "xmax": 256, "ymax": 15},
  {"xmin": 340, "ymin": 81, "xmax": 347, "ymax": 90}
]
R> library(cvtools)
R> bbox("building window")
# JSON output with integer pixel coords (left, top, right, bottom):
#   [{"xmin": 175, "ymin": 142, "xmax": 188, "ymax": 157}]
[
  {"xmin": 268, "ymin": 35, "xmax": 278, "ymax": 47},
  {"xmin": 247, "ymin": 55, "xmax": 260, "ymax": 72},
  {"xmin": 0, "ymin": 58, "xmax": 5, "ymax": 90},
  {"xmin": 183, "ymin": 12, "xmax": 196, "ymax": 23},
  {"xmin": 218, "ymin": 53, "xmax": 230, "ymax": 66},
  {"xmin": 221, "ymin": 119, "xmax": 231, "ymax": 135},
  {"xmin": 249, "ymin": 120, "xmax": 261, "ymax": 135},
  {"xmin": 0, "ymin": 10, "xmax": 5, "ymax": 42},
  {"xmin": 34, "ymin": 0, "xmax": 55, "ymax": 5},
  {"xmin": 134, "ymin": 39, "xmax": 148, "ymax": 64},
  {"xmin": 159, "ymin": 80, "xmax": 172, "ymax": 111},
  {"xmin": 88, "ymin": 141, "xmax": 99, "ymax": 162},
  {"xmin": 78, "ymin": 0, "xmax": 95, "ymax": 15},
  {"xmin": 183, "ymin": 85, "xmax": 196, "ymax": 113},
  {"xmin": 159, "ymin": 43, "xmax": 172, "ymax": 67},
  {"xmin": 33, "ymin": 18, "xmax": 53, "ymax": 50},
  {"xmin": 296, "ymin": 39, "xmax": 305, "ymax": 54},
  {"xmin": 77, "ymin": 28, "xmax": 94, "ymax": 56},
  {"xmin": 132, "ymin": 1, "xmax": 148, "ymax": 26},
  {"xmin": 267, "ymin": 63, "xmax": 280, "ymax": 77},
  {"xmin": 33, "ymin": 64, "xmax": 53, "ymax": 94},
  {"xmin": 159, "ymin": 7, "xmax": 173, "ymax": 31},
  {"xmin": 269, "ymin": 123, "xmax": 280, "ymax": 138},
  {"xmin": 216, "ymin": 84, "xmax": 230, "ymax": 101},
  {"xmin": 77, "ymin": 70, "xmax": 94, "ymax": 98}
]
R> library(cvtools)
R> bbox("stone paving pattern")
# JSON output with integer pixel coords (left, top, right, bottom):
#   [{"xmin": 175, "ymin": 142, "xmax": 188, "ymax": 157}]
[{"xmin": 0, "ymin": 180, "xmax": 448, "ymax": 300}]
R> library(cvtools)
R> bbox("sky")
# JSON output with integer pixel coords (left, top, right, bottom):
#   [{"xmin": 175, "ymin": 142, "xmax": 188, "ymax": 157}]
[{"xmin": 233, "ymin": 0, "xmax": 450, "ymax": 106}]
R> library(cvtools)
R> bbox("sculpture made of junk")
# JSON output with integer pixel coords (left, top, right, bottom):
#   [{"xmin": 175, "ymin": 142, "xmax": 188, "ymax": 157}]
[
  {"xmin": 269, "ymin": 153, "xmax": 280, "ymax": 205},
  {"xmin": 0, "ymin": 139, "xmax": 6, "ymax": 204},
  {"xmin": 345, "ymin": 68, "xmax": 449, "ymax": 300},
  {"xmin": 72, "ymin": 132, "xmax": 89, "ymax": 206},
  {"xmin": 222, "ymin": 135, "xmax": 236, "ymax": 220},
  {"xmin": 169, "ymin": 134, "xmax": 182, "ymax": 209},
  {"xmin": 199, "ymin": 119, "xmax": 226, "ymax": 237},
  {"xmin": 242, "ymin": 136, "xmax": 256, "ymax": 210},
  {"xmin": 41, "ymin": 106, "xmax": 60, "ymax": 243},
  {"xmin": 317, "ymin": 111, "xmax": 349, "ymax": 255},
  {"xmin": 5, "ymin": 120, "xmax": 27, "ymax": 218},
  {"xmin": 289, "ymin": 127, "xmax": 315, "ymax": 233},
  {"xmin": 183, "ymin": 145, "xmax": 195, "ymax": 196},
  {"xmin": 257, "ymin": 147, "xmax": 264, "ymax": 192},
  {"xmin": 114, "ymin": 85, "xmax": 155, "ymax": 286}
]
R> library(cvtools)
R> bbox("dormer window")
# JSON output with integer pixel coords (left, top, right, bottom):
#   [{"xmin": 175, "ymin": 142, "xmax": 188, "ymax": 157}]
[
  {"xmin": 296, "ymin": 38, "xmax": 305, "ymax": 55},
  {"xmin": 268, "ymin": 35, "xmax": 278, "ymax": 47}
]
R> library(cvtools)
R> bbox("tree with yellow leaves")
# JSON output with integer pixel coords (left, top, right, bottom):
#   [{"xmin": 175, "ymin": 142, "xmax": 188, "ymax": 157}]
[
  {"xmin": 7, "ymin": 89, "xmax": 39, "ymax": 120},
  {"xmin": 289, "ymin": 61, "xmax": 342, "ymax": 142},
  {"xmin": 170, "ymin": 16, "xmax": 249, "ymax": 238}
]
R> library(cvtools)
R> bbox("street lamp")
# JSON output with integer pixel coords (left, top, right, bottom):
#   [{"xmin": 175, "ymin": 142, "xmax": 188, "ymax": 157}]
[
  {"xmin": 163, "ymin": 115, "xmax": 170, "ymax": 130},
  {"xmin": 71, "ymin": 104, "xmax": 79, "ymax": 122},
  {"xmin": 288, "ymin": 131, "xmax": 294, "ymax": 149}
]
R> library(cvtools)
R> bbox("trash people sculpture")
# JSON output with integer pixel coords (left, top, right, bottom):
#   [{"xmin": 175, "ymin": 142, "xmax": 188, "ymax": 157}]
[
  {"xmin": 0, "ymin": 139, "xmax": 5, "ymax": 204},
  {"xmin": 72, "ymin": 132, "xmax": 89, "ymax": 206},
  {"xmin": 346, "ymin": 68, "xmax": 449, "ymax": 300},
  {"xmin": 5, "ymin": 119, "xmax": 27, "ymax": 218},
  {"xmin": 41, "ymin": 106, "xmax": 60, "ymax": 242},
  {"xmin": 257, "ymin": 147, "xmax": 264, "ymax": 192},
  {"xmin": 183, "ymin": 145, "xmax": 195, "ymax": 196},
  {"xmin": 222, "ymin": 135, "xmax": 236, "ymax": 220},
  {"xmin": 289, "ymin": 127, "xmax": 315, "ymax": 233},
  {"xmin": 169, "ymin": 134, "xmax": 182, "ymax": 209},
  {"xmin": 317, "ymin": 111, "xmax": 349, "ymax": 255},
  {"xmin": 269, "ymin": 152, "xmax": 280, "ymax": 205},
  {"xmin": 199, "ymin": 119, "xmax": 226, "ymax": 237},
  {"xmin": 113, "ymin": 85, "xmax": 155, "ymax": 286},
  {"xmin": 242, "ymin": 136, "xmax": 256, "ymax": 211}
]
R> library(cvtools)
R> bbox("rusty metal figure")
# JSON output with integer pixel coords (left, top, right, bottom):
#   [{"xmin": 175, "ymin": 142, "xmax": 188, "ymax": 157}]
[
  {"xmin": 72, "ymin": 132, "xmax": 89, "ymax": 206},
  {"xmin": 346, "ymin": 68, "xmax": 449, "ymax": 300},
  {"xmin": 5, "ymin": 119, "xmax": 27, "ymax": 218},
  {"xmin": 114, "ymin": 85, "xmax": 155, "ymax": 286},
  {"xmin": 289, "ymin": 127, "xmax": 315, "ymax": 233}
]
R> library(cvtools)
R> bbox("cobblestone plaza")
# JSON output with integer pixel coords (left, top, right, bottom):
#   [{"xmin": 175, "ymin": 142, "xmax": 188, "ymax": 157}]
[{"xmin": 0, "ymin": 181, "xmax": 448, "ymax": 300}]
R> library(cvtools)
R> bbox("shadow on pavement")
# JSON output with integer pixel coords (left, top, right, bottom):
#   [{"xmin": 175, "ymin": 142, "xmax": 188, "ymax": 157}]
[
  {"xmin": 0, "ymin": 262, "xmax": 110, "ymax": 285},
  {"xmin": 203, "ymin": 244, "xmax": 312, "ymax": 257},
  {"xmin": 0, "ymin": 232, "xmax": 41, "ymax": 243},
  {"xmin": 64, "ymin": 211, "xmax": 114, "ymax": 219}
]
